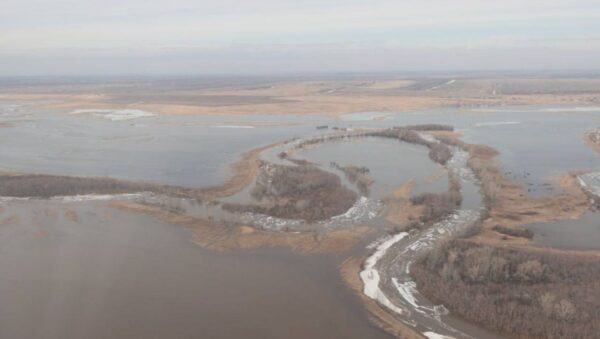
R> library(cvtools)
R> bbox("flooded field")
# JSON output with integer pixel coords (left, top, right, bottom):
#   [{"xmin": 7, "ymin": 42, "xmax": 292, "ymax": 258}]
[
  {"xmin": 0, "ymin": 199, "xmax": 391, "ymax": 339},
  {"xmin": 2, "ymin": 99, "xmax": 600, "ymax": 338},
  {"xmin": 525, "ymin": 212, "xmax": 600, "ymax": 250},
  {"xmin": 295, "ymin": 138, "xmax": 448, "ymax": 199}
]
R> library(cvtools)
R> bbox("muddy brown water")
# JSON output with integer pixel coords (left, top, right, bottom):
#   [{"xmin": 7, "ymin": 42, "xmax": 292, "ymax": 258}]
[
  {"xmin": 0, "ymin": 200, "xmax": 391, "ymax": 339},
  {"xmin": 4, "ymin": 101, "xmax": 600, "ymax": 338},
  {"xmin": 525, "ymin": 212, "xmax": 600, "ymax": 251}
]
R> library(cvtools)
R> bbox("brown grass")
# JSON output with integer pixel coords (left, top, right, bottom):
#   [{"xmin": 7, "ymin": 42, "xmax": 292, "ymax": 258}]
[
  {"xmin": 583, "ymin": 129, "xmax": 600, "ymax": 154},
  {"xmin": 465, "ymin": 142, "xmax": 589, "ymax": 247},
  {"xmin": 4, "ymin": 78, "xmax": 599, "ymax": 118},
  {"xmin": 196, "ymin": 142, "xmax": 279, "ymax": 200},
  {"xmin": 111, "ymin": 200, "xmax": 372, "ymax": 253},
  {"xmin": 385, "ymin": 180, "xmax": 425, "ymax": 228}
]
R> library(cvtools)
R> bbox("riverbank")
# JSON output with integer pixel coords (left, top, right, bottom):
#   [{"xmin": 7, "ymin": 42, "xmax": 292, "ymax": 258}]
[
  {"xmin": 3, "ymin": 76, "xmax": 600, "ymax": 118},
  {"xmin": 408, "ymin": 132, "xmax": 600, "ymax": 338}
]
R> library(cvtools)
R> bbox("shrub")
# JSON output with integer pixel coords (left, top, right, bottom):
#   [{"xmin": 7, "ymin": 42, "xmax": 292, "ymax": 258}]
[
  {"xmin": 412, "ymin": 240, "xmax": 600, "ymax": 338},
  {"xmin": 493, "ymin": 225, "xmax": 534, "ymax": 239}
]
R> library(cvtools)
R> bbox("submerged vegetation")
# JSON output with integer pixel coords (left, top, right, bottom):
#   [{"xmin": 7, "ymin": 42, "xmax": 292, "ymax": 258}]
[
  {"xmin": 409, "ymin": 174, "xmax": 462, "ymax": 228},
  {"xmin": 0, "ymin": 174, "xmax": 156, "ymax": 198},
  {"xmin": 330, "ymin": 162, "xmax": 373, "ymax": 196}
]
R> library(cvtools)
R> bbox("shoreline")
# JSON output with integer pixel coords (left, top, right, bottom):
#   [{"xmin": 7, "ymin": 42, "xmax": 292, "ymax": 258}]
[{"xmin": 4, "ymin": 122, "xmax": 600, "ymax": 338}]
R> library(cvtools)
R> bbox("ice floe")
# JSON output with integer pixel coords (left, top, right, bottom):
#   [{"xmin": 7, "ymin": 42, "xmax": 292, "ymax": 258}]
[
  {"xmin": 70, "ymin": 109, "xmax": 156, "ymax": 121},
  {"xmin": 473, "ymin": 121, "xmax": 521, "ymax": 127},
  {"xmin": 360, "ymin": 232, "xmax": 408, "ymax": 315},
  {"xmin": 578, "ymin": 171, "xmax": 600, "ymax": 197},
  {"xmin": 424, "ymin": 332, "xmax": 456, "ymax": 339},
  {"xmin": 210, "ymin": 125, "xmax": 256, "ymax": 129},
  {"xmin": 320, "ymin": 196, "xmax": 383, "ymax": 227},
  {"xmin": 237, "ymin": 196, "xmax": 382, "ymax": 231}
]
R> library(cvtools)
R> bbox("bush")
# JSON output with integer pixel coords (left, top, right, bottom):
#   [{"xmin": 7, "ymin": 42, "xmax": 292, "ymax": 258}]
[
  {"xmin": 428, "ymin": 143, "xmax": 452, "ymax": 165},
  {"xmin": 412, "ymin": 240, "xmax": 600, "ymax": 338},
  {"xmin": 493, "ymin": 225, "xmax": 534, "ymax": 239}
]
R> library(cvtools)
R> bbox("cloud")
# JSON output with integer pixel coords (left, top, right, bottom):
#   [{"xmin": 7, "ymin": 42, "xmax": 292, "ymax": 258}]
[{"xmin": 1, "ymin": 0, "xmax": 599, "ymax": 74}]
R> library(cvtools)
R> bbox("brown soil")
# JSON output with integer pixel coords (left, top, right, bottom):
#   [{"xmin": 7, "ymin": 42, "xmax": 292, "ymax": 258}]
[
  {"xmin": 339, "ymin": 257, "xmax": 425, "ymax": 339},
  {"xmin": 111, "ymin": 200, "xmax": 372, "ymax": 253}
]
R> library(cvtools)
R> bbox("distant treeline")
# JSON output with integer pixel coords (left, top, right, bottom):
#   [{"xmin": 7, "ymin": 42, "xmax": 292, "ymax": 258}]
[
  {"xmin": 291, "ymin": 124, "xmax": 455, "ymax": 166},
  {"xmin": 0, "ymin": 174, "xmax": 199, "ymax": 199},
  {"xmin": 0, "ymin": 174, "xmax": 151, "ymax": 198}
]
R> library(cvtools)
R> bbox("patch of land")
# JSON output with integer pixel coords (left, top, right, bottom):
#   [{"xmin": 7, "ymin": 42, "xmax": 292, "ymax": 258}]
[
  {"xmin": 2, "ymin": 76, "xmax": 600, "ymax": 117},
  {"xmin": 340, "ymin": 257, "xmax": 425, "ymax": 339},
  {"xmin": 408, "ymin": 131, "xmax": 600, "ymax": 338},
  {"xmin": 0, "ymin": 141, "xmax": 273, "ymax": 201},
  {"xmin": 412, "ymin": 240, "xmax": 600, "ymax": 339},
  {"xmin": 431, "ymin": 131, "xmax": 590, "ymax": 247},
  {"xmin": 331, "ymin": 163, "xmax": 374, "ymax": 196},
  {"xmin": 385, "ymin": 181, "xmax": 424, "ymax": 228},
  {"xmin": 111, "ymin": 200, "xmax": 372, "ymax": 253},
  {"xmin": 222, "ymin": 162, "xmax": 357, "ymax": 221}
]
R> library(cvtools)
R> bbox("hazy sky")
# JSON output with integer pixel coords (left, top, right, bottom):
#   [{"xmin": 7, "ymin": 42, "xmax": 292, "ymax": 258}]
[{"xmin": 1, "ymin": 0, "xmax": 599, "ymax": 75}]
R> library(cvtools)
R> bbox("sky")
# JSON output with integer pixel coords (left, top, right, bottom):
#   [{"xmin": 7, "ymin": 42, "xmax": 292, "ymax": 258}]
[{"xmin": 1, "ymin": 0, "xmax": 600, "ymax": 76}]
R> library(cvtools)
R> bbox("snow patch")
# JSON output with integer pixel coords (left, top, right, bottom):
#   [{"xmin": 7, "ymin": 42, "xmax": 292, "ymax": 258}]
[
  {"xmin": 53, "ymin": 193, "xmax": 145, "ymax": 202},
  {"xmin": 423, "ymin": 332, "xmax": 456, "ymax": 339},
  {"xmin": 211, "ymin": 125, "xmax": 256, "ymax": 129},
  {"xmin": 426, "ymin": 79, "xmax": 455, "ymax": 92},
  {"xmin": 418, "ymin": 132, "xmax": 439, "ymax": 144},
  {"xmin": 70, "ymin": 109, "xmax": 155, "ymax": 121},
  {"xmin": 360, "ymin": 232, "xmax": 408, "ymax": 315},
  {"xmin": 578, "ymin": 171, "xmax": 600, "ymax": 197},
  {"xmin": 473, "ymin": 121, "xmax": 521, "ymax": 127},
  {"xmin": 320, "ymin": 196, "xmax": 382, "ymax": 226}
]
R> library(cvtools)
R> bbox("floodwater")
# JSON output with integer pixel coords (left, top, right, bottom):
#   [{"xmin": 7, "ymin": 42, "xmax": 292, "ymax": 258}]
[
  {"xmin": 2, "ymin": 102, "xmax": 600, "ymax": 192},
  {"xmin": 3, "ymin": 100, "xmax": 600, "ymax": 338},
  {"xmin": 295, "ymin": 137, "xmax": 448, "ymax": 199},
  {"xmin": 525, "ymin": 212, "xmax": 600, "ymax": 251},
  {"xmin": 0, "ymin": 199, "xmax": 391, "ymax": 339},
  {"xmin": 0, "ymin": 103, "xmax": 326, "ymax": 187},
  {"xmin": 361, "ymin": 147, "xmax": 504, "ymax": 339}
]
